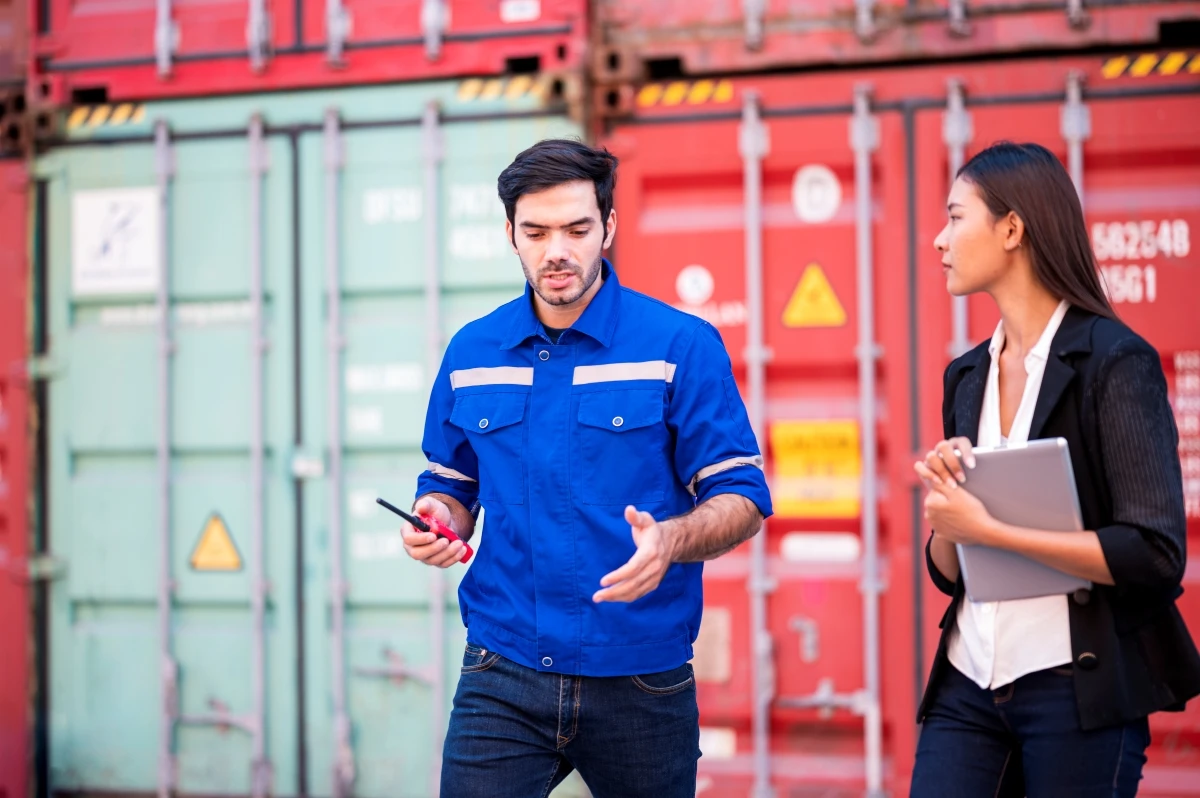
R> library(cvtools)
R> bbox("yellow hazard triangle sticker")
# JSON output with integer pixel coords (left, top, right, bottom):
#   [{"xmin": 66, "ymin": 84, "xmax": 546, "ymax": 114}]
[
  {"xmin": 190, "ymin": 514, "xmax": 242, "ymax": 571},
  {"xmin": 782, "ymin": 263, "xmax": 847, "ymax": 328}
]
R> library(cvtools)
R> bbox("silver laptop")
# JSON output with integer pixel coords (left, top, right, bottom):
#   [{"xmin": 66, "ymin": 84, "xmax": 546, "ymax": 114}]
[{"xmin": 956, "ymin": 437, "xmax": 1091, "ymax": 602}]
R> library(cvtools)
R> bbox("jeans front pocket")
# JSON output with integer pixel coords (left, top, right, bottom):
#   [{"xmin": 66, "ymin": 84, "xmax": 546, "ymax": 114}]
[
  {"xmin": 632, "ymin": 663, "xmax": 695, "ymax": 696},
  {"xmin": 461, "ymin": 643, "xmax": 501, "ymax": 674}
]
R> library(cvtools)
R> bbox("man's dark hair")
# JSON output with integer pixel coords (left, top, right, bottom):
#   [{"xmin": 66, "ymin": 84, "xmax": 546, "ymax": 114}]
[{"xmin": 497, "ymin": 139, "xmax": 619, "ymax": 231}]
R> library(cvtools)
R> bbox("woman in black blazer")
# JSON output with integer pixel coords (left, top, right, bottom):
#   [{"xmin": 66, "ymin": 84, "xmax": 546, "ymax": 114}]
[{"xmin": 910, "ymin": 142, "xmax": 1200, "ymax": 797}]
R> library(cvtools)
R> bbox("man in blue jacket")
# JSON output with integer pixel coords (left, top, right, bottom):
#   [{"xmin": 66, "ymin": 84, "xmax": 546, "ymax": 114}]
[{"xmin": 402, "ymin": 139, "xmax": 772, "ymax": 797}]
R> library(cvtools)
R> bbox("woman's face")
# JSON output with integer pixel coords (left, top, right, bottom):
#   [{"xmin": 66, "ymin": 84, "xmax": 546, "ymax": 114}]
[{"xmin": 934, "ymin": 178, "xmax": 1021, "ymax": 297}]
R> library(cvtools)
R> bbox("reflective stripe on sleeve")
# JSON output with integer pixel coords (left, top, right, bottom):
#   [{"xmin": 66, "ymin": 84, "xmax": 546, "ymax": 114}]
[
  {"xmin": 572, "ymin": 360, "xmax": 677, "ymax": 385},
  {"xmin": 688, "ymin": 455, "xmax": 764, "ymax": 496},
  {"xmin": 427, "ymin": 462, "xmax": 477, "ymax": 482},
  {"xmin": 449, "ymin": 366, "xmax": 534, "ymax": 390}
]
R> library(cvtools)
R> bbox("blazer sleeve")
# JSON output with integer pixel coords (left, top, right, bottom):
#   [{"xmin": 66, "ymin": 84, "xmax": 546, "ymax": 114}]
[
  {"xmin": 923, "ymin": 359, "xmax": 963, "ymax": 597},
  {"xmin": 1092, "ymin": 338, "xmax": 1188, "ymax": 590}
]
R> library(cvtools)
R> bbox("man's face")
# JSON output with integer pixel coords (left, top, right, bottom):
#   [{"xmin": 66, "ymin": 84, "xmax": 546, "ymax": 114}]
[{"xmin": 506, "ymin": 180, "xmax": 616, "ymax": 310}]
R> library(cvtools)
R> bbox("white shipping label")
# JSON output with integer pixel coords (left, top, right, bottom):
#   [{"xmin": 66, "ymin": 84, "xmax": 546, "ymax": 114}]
[
  {"xmin": 676, "ymin": 264, "xmax": 715, "ymax": 306},
  {"xmin": 363, "ymin": 187, "xmax": 423, "ymax": 225},
  {"xmin": 73, "ymin": 187, "xmax": 161, "ymax": 296},
  {"xmin": 501, "ymin": 0, "xmax": 541, "ymax": 23},
  {"xmin": 449, "ymin": 225, "xmax": 511, "ymax": 261},
  {"xmin": 792, "ymin": 164, "xmax": 843, "ymax": 224},
  {"xmin": 346, "ymin": 363, "xmax": 424, "ymax": 394},
  {"xmin": 348, "ymin": 407, "xmax": 385, "ymax": 435}
]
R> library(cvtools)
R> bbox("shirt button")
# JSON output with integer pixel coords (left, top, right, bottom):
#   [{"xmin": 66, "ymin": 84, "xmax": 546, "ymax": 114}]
[
  {"xmin": 542, "ymin": 657, "xmax": 553, "ymax": 667},
  {"xmin": 539, "ymin": 350, "xmax": 549, "ymax": 361},
  {"xmin": 478, "ymin": 419, "xmax": 489, "ymax": 429},
  {"xmin": 612, "ymin": 416, "xmax": 624, "ymax": 427}
]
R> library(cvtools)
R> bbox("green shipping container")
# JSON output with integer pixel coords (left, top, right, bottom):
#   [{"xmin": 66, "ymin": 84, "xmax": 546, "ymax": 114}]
[{"xmin": 33, "ymin": 81, "xmax": 588, "ymax": 797}]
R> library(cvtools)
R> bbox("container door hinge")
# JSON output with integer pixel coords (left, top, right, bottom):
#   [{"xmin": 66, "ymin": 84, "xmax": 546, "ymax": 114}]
[
  {"xmin": 326, "ymin": 0, "xmax": 353, "ymax": 65},
  {"xmin": 155, "ymin": 0, "xmax": 179, "ymax": 77},
  {"xmin": 421, "ymin": 0, "xmax": 449, "ymax": 61},
  {"xmin": 742, "ymin": 0, "xmax": 766, "ymax": 51}
]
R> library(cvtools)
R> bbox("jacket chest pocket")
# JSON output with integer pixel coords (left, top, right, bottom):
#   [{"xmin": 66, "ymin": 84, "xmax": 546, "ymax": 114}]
[
  {"xmin": 577, "ymin": 390, "xmax": 670, "ymax": 506},
  {"xmin": 451, "ymin": 392, "xmax": 528, "ymax": 505}
]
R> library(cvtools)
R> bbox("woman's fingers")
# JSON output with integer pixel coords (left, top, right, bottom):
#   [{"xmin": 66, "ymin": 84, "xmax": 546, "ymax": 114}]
[
  {"xmin": 935, "ymin": 440, "xmax": 968, "ymax": 484},
  {"xmin": 949, "ymin": 437, "xmax": 977, "ymax": 469}
]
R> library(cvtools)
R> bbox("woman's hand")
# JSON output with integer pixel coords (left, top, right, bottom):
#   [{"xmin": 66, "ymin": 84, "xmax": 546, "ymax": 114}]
[
  {"xmin": 920, "ymin": 481, "xmax": 995, "ymax": 546},
  {"xmin": 914, "ymin": 438, "xmax": 996, "ymax": 547},
  {"xmin": 917, "ymin": 436, "xmax": 975, "ymax": 486}
]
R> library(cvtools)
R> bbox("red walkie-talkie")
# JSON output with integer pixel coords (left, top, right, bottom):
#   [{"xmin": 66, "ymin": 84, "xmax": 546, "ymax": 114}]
[{"xmin": 377, "ymin": 497, "xmax": 474, "ymax": 563}]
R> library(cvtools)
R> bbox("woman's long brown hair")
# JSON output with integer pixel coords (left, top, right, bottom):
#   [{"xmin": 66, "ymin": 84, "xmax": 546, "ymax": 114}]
[{"xmin": 958, "ymin": 142, "xmax": 1118, "ymax": 321}]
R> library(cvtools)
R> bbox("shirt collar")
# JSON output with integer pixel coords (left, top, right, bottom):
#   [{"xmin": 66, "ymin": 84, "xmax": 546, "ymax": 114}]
[
  {"xmin": 987, "ymin": 299, "xmax": 1072, "ymax": 370},
  {"xmin": 501, "ymin": 259, "xmax": 620, "ymax": 350}
]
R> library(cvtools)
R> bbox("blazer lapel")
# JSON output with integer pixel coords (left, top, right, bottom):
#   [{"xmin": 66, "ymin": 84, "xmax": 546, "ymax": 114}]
[
  {"xmin": 1029, "ymin": 306, "xmax": 1095, "ymax": 440},
  {"xmin": 954, "ymin": 353, "xmax": 989, "ymax": 445},
  {"xmin": 1029, "ymin": 357, "xmax": 1075, "ymax": 440}
]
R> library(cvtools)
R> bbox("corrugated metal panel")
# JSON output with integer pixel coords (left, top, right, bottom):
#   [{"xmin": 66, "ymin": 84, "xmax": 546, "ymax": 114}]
[
  {"xmin": 602, "ymin": 53, "xmax": 1200, "ymax": 796},
  {"xmin": 34, "ymin": 0, "xmax": 586, "ymax": 107},
  {"xmin": 33, "ymin": 81, "xmax": 581, "ymax": 797},
  {"xmin": 0, "ymin": 155, "xmax": 29, "ymax": 798},
  {"xmin": 592, "ymin": 0, "xmax": 1200, "ymax": 83}
]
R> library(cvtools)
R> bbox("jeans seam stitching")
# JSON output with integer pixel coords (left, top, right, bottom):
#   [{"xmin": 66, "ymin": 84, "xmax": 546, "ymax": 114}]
[
  {"xmin": 556, "ymin": 675, "xmax": 567, "ymax": 748},
  {"xmin": 992, "ymin": 750, "xmax": 1013, "ymax": 798},
  {"xmin": 569, "ymin": 677, "xmax": 582, "ymax": 742},
  {"xmin": 539, "ymin": 758, "xmax": 562, "ymax": 798},
  {"xmin": 1111, "ymin": 724, "xmax": 1127, "ymax": 792}
]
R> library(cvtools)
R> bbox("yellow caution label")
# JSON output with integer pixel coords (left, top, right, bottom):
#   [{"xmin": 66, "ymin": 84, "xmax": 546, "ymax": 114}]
[
  {"xmin": 782, "ymin": 264, "xmax": 847, "ymax": 328},
  {"xmin": 637, "ymin": 79, "xmax": 735, "ymax": 108},
  {"xmin": 456, "ymin": 75, "xmax": 555, "ymax": 102},
  {"xmin": 1101, "ymin": 52, "xmax": 1200, "ymax": 79},
  {"xmin": 66, "ymin": 103, "xmax": 148, "ymax": 131},
  {"xmin": 190, "ymin": 514, "xmax": 242, "ymax": 571},
  {"xmin": 770, "ymin": 420, "xmax": 861, "ymax": 518}
]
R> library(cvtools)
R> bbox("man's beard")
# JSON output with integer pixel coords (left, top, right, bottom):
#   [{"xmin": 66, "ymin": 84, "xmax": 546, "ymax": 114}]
[{"xmin": 522, "ymin": 254, "xmax": 604, "ymax": 307}]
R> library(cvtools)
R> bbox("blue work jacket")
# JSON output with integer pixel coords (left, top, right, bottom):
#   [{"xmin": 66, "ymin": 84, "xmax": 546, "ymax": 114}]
[{"xmin": 416, "ymin": 262, "xmax": 772, "ymax": 676}]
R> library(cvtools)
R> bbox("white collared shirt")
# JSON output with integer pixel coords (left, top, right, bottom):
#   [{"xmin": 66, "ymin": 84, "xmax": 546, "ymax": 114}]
[{"xmin": 947, "ymin": 300, "xmax": 1074, "ymax": 690}]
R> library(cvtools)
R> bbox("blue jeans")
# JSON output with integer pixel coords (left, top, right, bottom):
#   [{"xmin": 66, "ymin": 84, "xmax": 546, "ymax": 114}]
[
  {"xmin": 912, "ymin": 664, "xmax": 1151, "ymax": 797},
  {"xmin": 441, "ymin": 644, "xmax": 700, "ymax": 798}
]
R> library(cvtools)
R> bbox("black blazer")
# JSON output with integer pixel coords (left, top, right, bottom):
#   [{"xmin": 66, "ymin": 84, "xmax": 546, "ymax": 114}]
[{"xmin": 918, "ymin": 305, "xmax": 1200, "ymax": 730}]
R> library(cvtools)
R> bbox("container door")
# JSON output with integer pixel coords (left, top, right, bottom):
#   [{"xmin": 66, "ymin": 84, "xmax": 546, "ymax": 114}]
[
  {"xmin": 41, "ymin": 0, "xmax": 296, "ymax": 72},
  {"xmin": 36, "ymin": 122, "xmax": 300, "ymax": 795},
  {"xmin": 299, "ymin": 105, "xmax": 579, "ymax": 797},
  {"xmin": 307, "ymin": 0, "xmax": 584, "ymax": 75},
  {"xmin": 608, "ymin": 83, "xmax": 914, "ymax": 795},
  {"xmin": 0, "ymin": 159, "xmax": 30, "ymax": 798}
]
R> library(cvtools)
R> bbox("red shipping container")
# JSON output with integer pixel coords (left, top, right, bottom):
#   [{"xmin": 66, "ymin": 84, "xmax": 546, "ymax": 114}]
[
  {"xmin": 602, "ymin": 54, "xmax": 1200, "ymax": 796},
  {"xmin": 0, "ymin": 156, "xmax": 30, "ymax": 798},
  {"xmin": 592, "ymin": 0, "xmax": 1200, "ymax": 83},
  {"xmin": 0, "ymin": 0, "xmax": 27, "ymax": 83},
  {"xmin": 30, "ymin": 0, "xmax": 586, "ymax": 105}
]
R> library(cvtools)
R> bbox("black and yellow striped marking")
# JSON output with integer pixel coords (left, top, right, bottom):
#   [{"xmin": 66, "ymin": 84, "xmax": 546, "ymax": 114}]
[
  {"xmin": 636, "ymin": 80, "xmax": 736, "ymax": 108},
  {"xmin": 66, "ymin": 104, "xmax": 147, "ymax": 130},
  {"xmin": 1101, "ymin": 52, "xmax": 1200, "ymax": 79},
  {"xmin": 456, "ymin": 75, "xmax": 558, "ymax": 102}
]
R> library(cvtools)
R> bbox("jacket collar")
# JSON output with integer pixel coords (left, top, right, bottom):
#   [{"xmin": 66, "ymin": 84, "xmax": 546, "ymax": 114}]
[
  {"xmin": 951, "ymin": 304, "xmax": 1096, "ymax": 443},
  {"xmin": 501, "ymin": 259, "xmax": 620, "ymax": 350}
]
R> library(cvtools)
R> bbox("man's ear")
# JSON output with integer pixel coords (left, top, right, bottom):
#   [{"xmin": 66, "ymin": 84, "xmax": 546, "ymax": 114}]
[
  {"xmin": 506, "ymin": 218, "xmax": 518, "ymax": 253},
  {"xmin": 603, "ymin": 209, "xmax": 617, "ymax": 250}
]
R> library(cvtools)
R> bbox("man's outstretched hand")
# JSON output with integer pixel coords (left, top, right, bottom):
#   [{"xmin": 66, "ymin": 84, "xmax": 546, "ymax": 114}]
[{"xmin": 593, "ymin": 506, "xmax": 672, "ymax": 603}]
